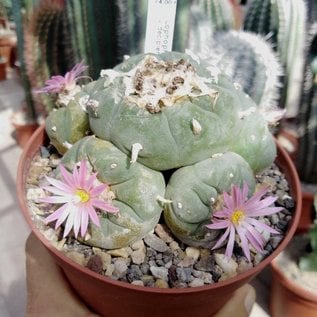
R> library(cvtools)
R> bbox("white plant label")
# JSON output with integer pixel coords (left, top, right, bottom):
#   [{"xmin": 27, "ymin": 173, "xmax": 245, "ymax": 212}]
[{"xmin": 144, "ymin": 0, "xmax": 177, "ymax": 54}]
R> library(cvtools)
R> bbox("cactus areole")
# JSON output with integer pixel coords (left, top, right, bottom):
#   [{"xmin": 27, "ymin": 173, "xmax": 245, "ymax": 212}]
[{"xmin": 43, "ymin": 51, "xmax": 278, "ymax": 251}]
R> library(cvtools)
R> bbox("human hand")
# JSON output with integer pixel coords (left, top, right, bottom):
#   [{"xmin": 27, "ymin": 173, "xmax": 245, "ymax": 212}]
[
  {"xmin": 25, "ymin": 233, "xmax": 99, "ymax": 317},
  {"xmin": 25, "ymin": 232, "xmax": 255, "ymax": 317},
  {"xmin": 213, "ymin": 283, "xmax": 256, "ymax": 317}
]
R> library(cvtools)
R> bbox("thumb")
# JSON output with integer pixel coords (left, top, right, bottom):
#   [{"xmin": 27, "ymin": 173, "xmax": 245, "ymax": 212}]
[{"xmin": 213, "ymin": 284, "xmax": 256, "ymax": 317}]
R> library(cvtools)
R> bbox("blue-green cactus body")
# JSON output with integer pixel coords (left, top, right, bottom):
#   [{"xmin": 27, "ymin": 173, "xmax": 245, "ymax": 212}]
[
  {"xmin": 84, "ymin": 52, "xmax": 275, "ymax": 172},
  {"xmin": 44, "ymin": 51, "xmax": 278, "ymax": 250},
  {"xmin": 61, "ymin": 136, "xmax": 165, "ymax": 249},
  {"xmin": 45, "ymin": 96, "xmax": 90, "ymax": 154},
  {"xmin": 164, "ymin": 152, "xmax": 256, "ymax": 247}
]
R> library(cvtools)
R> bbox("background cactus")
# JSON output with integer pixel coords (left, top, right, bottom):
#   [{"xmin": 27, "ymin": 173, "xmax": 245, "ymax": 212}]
[
  {"xmin": 11, "ymin": 0, "xmax": 37, "ymax": 122},
  {"xmin": 189, "ymin": 27, "xmax": 283, "ymax": 113},
  {"xmin": 45, "ymin": 52, "xmax": 277, "ymax": 248},
  {"xmin": 243, "ymin": 0, "xmax": 308, "ymax": 118},
  {"xmin": 12, "ymin": 0, "xmax": 240, "ymax": 119},
  {"xmin": 295, "ymin": 22, "xmax": 317, "ymax": 183}
]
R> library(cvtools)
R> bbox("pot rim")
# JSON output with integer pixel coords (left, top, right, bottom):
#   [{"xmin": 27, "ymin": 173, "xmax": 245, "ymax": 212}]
[{"xmin": 17, "ymin": 124, "xmax": 302, "ymax": 295}]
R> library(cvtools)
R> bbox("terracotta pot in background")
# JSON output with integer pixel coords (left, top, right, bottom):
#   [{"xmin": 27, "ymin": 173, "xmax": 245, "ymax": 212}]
[
  {"xmin": 17, "ymin": 125, "xmax": 302, "ymax": 317},
  {"xmin": 276, "ymin": 128, "xmax": 298, "ymax": 163},
  {"xmin": 0, "ymin": 59, "xmax": 6, "ymax": 80},
  {"xmin": 11, "ymin": 121, "xmax": 39, "ymax": 148},
  {"xmin": 270, "ymin": 240, "xmax": 317, "ymax": 317},
  {"xmin": 297, "ymin": 191, "xmax": 315, "ymax": 234}
]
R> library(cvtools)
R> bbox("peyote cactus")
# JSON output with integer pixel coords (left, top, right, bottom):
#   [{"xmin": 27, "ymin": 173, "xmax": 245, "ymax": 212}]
[
  {"xmin": 40, "ymin": 52, "xmax": 279, "ymax": 250},
  {"xmin": 60, "ymin": 136, "xmax": 166, "ymax": 249}
]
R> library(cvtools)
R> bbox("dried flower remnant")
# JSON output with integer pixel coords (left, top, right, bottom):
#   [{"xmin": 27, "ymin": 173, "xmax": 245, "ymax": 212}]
[
  {"xmin": 206, "ymin": 183, "xmax": 282, "ymax": 261},
  {"xmin": 39, "ymin": 160, "xmax": 118, "ymax": 238},
  {"xmin": 35, "ymin": 61, "xmax": 88, "ymax": 94}
]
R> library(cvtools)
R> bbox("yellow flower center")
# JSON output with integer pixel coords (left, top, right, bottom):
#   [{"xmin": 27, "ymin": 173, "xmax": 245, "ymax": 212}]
[
  {"xmin": 231, "ymin": 209, "xmax": 245, "ymax": 225},
  {"xmin": 75, "ymin": 189, "xmax": 90, "ymax": 203}
]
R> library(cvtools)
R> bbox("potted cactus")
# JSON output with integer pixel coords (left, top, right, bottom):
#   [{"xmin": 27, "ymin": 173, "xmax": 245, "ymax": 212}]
[
  {"xmin": 17, "ymin": 51, "xmax": 301, "ymax": 317},
  {"xmin": 270, "ymin": 197, "xmax": 317, "ymax": 317}
]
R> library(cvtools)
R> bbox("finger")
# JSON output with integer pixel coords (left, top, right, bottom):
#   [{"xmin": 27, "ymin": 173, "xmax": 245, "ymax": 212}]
[
  {"xmin": 213, "ymin": 284, "xmax": 256, "ymax": 317},
  {"xmin": 25, "ymin": 233, "xmax": 100, "ymax": 317}
]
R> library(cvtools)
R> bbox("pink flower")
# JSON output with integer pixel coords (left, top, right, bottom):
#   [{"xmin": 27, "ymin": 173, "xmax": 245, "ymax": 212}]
[
  {"xmin": 206, "ymin": 183, "xmax": 282, "ymax": 261},
  {"xmin": 35, "ymin": 61, "xmax": 88, "ymax": 94},
  {"xmin": 39, "ymin": 160, "xmax": 118, "ymax": 238}
]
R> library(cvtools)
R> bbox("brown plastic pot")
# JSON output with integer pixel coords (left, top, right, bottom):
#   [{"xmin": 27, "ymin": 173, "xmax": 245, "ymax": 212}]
[
  {"xmin": 270, "ymin": 242, "xmax": 317, "ymax": 317},
  {"xmin": 17, "ymin": 125, "xmax": 302, "ymax": 317}
]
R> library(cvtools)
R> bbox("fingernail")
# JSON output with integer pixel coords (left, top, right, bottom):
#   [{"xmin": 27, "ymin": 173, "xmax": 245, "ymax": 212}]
[{"xmin": 244, "ymin": 289, "xmax": 255, "ymax": 314}]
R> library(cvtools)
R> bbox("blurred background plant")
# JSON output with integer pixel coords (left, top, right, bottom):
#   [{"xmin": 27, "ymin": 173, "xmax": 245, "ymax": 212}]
[
  {"xmin": 299, "ymin": 195, "xmax": 317, "ymax": 271},
  {"xmin": 6, "ymin": 0, "xmax": 317, "ymax": 203}
]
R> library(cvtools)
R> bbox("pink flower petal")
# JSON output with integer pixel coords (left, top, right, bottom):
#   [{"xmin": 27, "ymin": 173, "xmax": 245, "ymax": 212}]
[
  {"xmin": 205, "ymin": 220, "xmax": 229, "ymax": 230},
  {"xmin": 60, "ymin": 164, "xmax": 75, "ymax": 187},
  {"xmin": 224, "ymin": 225, "xmax": 236, "ymax": 259},
  {"xmin": 90, "ymin": 184, "xmax": 108, "ymax": 197},
  {"xmin": 39, "ymin": 195, "xmax": 71, "ymax": 204},
  {"xmin": 72, "ymin": 164, "xmax": 80, "ymax": 188},
  {"xmin": 42, "ymin": 185, "xmax": 71, "ymax": 197},
  {"xmin": 78, "ymin": 160, "xmax": 88, "ymax": 188},
  {"xmin": 212, "ymin": 226, "xmax": 231, "ymax": 250},
  {"xmin": 55, "ymin": 204, "xmax": 72, "ymax": 228},
  {"xmin": 236, "ymin": 225, "xmax": 251, "ymax": 261},
  {"xmin": 85, "ymin": 173, "xmax": 98, "ymax": 191},
  {"xmin": 243, "ymin": 186, "xmax": 268, "ymax": 208},
  {"xmin": 73, "ymin": 207, "xmax": 82, "ymax": 238},
  {"xmin": 247, "ymin": 218, "xmax": 280, "ymax": 234},
  {"xmin": 241, "ymin": 182, "xmax": 249, "ymax": 202},
  {"xmin": 242, "ymin": 222, "xmax": 265, "ymax": 251},
  {"xmin": 44, "ymin": 204, "xmax": 68, "ymax": 224},
  {"xmin": 63, "ymin": 206, "xmax": 76, "ymax": 237},
  {"xmin": 81, "ymin": 208, "xmax": 89, "ymax": 237},
  {"xmin": 92, "ymin": 199, "xmax": 119, "ymax": 213},
  {"xmin": 213, "ymin": 208, "xmax": 231, "ymax": 218},
  {"xmin": 87, "ymin": 205, "xmax": 101, "ymax": 227},
  {"xmin": 223, "ymin": 191, "xmax": 234, "ymax": 210},
  {"xmin": 45, "ymin": 176, "xmax": 73, "ymax": 193},
  {"xmin": 245, "ymin": 196, "xmax": 277, "ymax": 211}
]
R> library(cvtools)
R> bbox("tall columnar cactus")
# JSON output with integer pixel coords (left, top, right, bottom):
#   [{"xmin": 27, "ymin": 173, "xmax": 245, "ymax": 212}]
[
  {"xmin": 243, "ymin": 0, "xmax": 308, "ymax": 118},
  {"xmin": 296, "ymin": 23, "xmax": 317, "ymax": 183},
  {"xmin": 44, "ymin": 52, "xmax": 278, "ymax": 248},
  {"xmin": 23, "ymin": 0, "xmax": 75, "ymax": 114},
  {"xmin": 15, "ymin": 0, "xmax": 239, "ymax": 117},
  {"xmin": 11, "ymin": 0, "xmax": 37, "ymax": 122}
]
